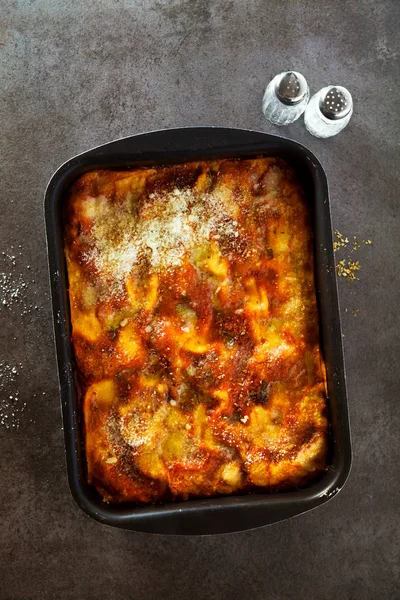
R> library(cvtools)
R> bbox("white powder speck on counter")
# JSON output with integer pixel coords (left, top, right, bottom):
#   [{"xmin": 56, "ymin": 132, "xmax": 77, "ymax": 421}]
[
  {"xmin": 0, "ymin": 361, "xmax": 26, "ymax": 429},
  {"xmin": 0, "ymin": 271, "xmax": 28, "ymax": 307},
  {"xmin": 1, "ymin": 246, "xmax": 42, "ymax": 315},
  {"xmin": 0, "ymin": 246, "xmax": 44, "ymax": 429}
]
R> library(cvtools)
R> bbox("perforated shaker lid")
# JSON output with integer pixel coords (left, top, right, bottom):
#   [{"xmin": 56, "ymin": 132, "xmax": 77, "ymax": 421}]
[
  {"xmin": 276, "ymin": 72, "xmax": 308, "ymax": 105},
  {"xmin": 319, "ymin": 86, "xmax": 353, "ymax": 120}
]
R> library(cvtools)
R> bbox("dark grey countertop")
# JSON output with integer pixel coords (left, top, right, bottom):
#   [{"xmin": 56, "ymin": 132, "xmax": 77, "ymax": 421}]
[{"xmin": 1, "ymin": 1, "xmax": 399, "ymax": 598}]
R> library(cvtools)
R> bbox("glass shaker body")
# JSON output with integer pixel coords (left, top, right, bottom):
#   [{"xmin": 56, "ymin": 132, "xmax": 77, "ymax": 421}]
[
  {"xmin": 304, "ymin": 85, "xmax": 353, "ymax": 138},
  {"xmin": 262, "ymin": 71, "xmax": 310, "ymax": 126}
]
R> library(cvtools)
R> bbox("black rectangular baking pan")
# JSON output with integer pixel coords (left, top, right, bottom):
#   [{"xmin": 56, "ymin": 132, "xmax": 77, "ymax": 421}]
[{"xmin": 45, "ymin": 127, "xmax": 351, "ymax": 535}]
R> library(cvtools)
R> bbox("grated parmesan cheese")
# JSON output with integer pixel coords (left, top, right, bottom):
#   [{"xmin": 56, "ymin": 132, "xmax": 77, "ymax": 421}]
[{"xmin": 83, "ymin": 187, "xmax": 240, "ymax": 294}]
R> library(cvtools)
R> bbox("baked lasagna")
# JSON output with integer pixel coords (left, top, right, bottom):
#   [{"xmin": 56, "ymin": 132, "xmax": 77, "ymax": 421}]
[{"xmin": 64, "ymin": 157, "xmax": 328, "ymax": 504}]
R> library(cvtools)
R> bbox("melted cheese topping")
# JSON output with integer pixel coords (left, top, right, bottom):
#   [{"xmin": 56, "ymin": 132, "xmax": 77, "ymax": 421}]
[{"xmin": 64, "ymin": 157, "xmax": 328, "ymax": 504}]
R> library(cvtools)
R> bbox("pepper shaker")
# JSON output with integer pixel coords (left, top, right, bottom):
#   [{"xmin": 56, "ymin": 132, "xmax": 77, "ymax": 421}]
[
  {"xmin": 262, "ymin": 71, "xmax": 310, "ymax": 126},
  {"xmin": 304, "ymin": 85, "xmax": 353, "ymax": 138}
]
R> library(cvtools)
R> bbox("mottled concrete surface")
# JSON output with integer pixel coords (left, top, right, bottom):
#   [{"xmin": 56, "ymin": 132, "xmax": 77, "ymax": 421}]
[{"xmin": 1, "ymin": 0, "xmax": 399, "ymax": 598}]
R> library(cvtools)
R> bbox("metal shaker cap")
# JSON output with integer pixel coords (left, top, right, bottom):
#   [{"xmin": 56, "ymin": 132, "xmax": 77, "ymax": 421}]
[
  {"xmin": 276, "ymin": 72, "xmax": 308, "ymax": 105},
  {"xmin": 319, "ymin": 86, "xmax": 352, "ymax": 120}
]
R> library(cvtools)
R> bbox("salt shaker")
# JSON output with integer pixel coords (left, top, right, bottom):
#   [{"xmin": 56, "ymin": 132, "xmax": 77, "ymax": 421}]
[
  {"xmin": 304, "ymin": 85, "xmax": 353, "ymax": 138},
  {"xmin": 262, "ymin": 71, "xmax": 310, "ymax": 126}
]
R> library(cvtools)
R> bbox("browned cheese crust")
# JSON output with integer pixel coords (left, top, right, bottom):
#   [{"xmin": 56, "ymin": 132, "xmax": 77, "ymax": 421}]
[{"xmin": 64, "ymin": 157, "xmax": 328, "ymax": 503}]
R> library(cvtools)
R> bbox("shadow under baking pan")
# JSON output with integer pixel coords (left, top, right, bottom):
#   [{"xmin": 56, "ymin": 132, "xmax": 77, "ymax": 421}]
[{"xmin": 44, "ymin": 127, "xmax": 351, "ymax": 535}]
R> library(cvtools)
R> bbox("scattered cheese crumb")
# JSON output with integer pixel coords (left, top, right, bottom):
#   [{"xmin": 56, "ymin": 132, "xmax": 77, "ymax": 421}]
[
  {"xmin": 333, "ymin": 231, "xmax": 372, "ymax": 282},
  {"xmin": 336, "ymin": 259, "xmax": 360, "ymax": 280},
  {"xmin": 333, "ymin": 230, "xmax": 349, "ymax": 251}
]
